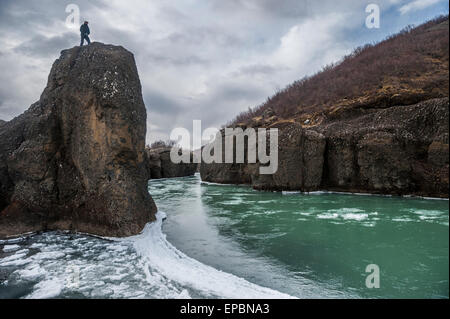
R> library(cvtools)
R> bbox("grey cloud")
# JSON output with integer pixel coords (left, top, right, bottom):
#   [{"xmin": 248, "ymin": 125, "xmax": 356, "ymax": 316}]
[
  {"xmin": 209, "ymin": 0, "xmax": 310, "ymax": 18},
  {"xmin": 156, "ymin": 4, "xmax": 190, "ymax": 22},
  {"xmin": 181, "ymin": 82, "xmax": 268, "ymax": 127},
  {"xmin": 144, "ymin": 52, "xmax": 210, "ymax": 67},
  {"xmin": 145, "ymin": 80, "xmax": 267, "ymax": 144},
  {"xmin": 234, "ymin": 64, "xmax": 282, "ymax": 77},
  {"xmin": 0, "ymin": 0, "xmax": 71, "ymax": 30},
  {"xmin": 144, "ymin": 90, "xmax": 184, "ymax": 116},
  {"xmin": 14, "ymin": 33, "xmax": 78, "ymax": 57},
  {"xmin": 165, "ymin": 26, "xmax": 245, "ymax": 47},
  {"xmin": 212, "ymin": 83, "xmax": 266, "ymax": 103}
]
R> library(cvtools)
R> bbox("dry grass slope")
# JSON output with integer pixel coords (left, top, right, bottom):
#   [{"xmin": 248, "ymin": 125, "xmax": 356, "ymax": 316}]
[{"xmin": 229, "ymin": 16, "xmax": 449, "ymax": 127}]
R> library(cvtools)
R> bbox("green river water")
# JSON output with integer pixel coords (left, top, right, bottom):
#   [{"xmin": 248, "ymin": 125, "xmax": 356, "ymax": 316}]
[{"xmin": 156, "ymin": 175, "xmax": 449, "ymax": 299}]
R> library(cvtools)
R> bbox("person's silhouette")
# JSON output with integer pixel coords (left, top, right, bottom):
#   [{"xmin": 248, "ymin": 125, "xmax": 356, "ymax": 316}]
[{"xmin": 80, "ymin": 21, "xmax": 91, "ymax": 46}]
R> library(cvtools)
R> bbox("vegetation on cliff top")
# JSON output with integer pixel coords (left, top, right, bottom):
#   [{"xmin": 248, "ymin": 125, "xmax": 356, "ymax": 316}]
[
  {"xmin": 229, "ymin": 15, "xmax": 449, "ymax": 127},
  {"xmin": 149, "ymin": 140, "xmax": 178, "ymax": 149}
]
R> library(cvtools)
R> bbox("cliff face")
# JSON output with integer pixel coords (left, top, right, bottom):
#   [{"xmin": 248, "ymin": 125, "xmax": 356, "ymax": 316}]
[
  {"xmin": 146, "ymin": 147, "xmax": 197, "ymax": 179},
  {"xmin": 0, "ymin": 43, "xmax": 157, "ymax": 239},
  {"xmin": 318, "ymin": 98, "xmax": 448, "ymax": 196},
  {"xmin": 201, "ymin": 99, "xmax": 449, "ymax": 198}
]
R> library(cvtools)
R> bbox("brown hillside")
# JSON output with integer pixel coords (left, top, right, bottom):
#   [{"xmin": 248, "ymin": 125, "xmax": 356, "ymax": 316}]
[{"xmin": 230, "ymin": 16, "xmax": 449, "ymax": 128}]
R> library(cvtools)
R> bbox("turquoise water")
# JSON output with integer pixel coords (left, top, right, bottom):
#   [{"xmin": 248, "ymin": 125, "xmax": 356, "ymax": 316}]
[
  {"xmin": 155, "ymin": 175, "xmax": 449, "ymax": 299},
  {"xmin": 0, "ymin": 174, "xmax": 448, "ymax": 299}
]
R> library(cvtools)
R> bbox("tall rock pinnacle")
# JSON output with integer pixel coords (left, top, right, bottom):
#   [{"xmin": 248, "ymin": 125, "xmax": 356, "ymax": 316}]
[{"xmin": 0, "ymin": 43, "xmax": 157, "ymax": 238}]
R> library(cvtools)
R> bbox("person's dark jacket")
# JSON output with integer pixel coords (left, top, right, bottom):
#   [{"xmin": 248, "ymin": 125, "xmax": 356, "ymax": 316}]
[{"xmin": 80, "ymin": 24, "xmax": 90, "ymax": 35}]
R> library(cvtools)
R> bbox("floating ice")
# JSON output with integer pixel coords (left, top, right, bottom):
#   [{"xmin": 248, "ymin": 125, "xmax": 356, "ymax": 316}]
[
  {"xmin": 126, "ymin": 212, "xmax": 295, "ymax": 299},
  {"xmin": 2, "ymin": 244, "xmax": 21, "ymax": 252}
]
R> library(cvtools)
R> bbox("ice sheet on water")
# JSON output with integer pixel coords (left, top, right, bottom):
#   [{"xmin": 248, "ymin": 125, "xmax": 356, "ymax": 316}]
[
  {"xmin": 125, "ymin": 212, "xmax": 295, "ymax": 299},
  {"xmin": 1, "ymin": 212, "xmax": 294, "ymax": 299}
]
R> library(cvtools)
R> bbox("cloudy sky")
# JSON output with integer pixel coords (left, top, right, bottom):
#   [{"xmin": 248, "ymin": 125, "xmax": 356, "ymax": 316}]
[{"xmin": 0, "ymin": 0, "xmax": 448, "ymax": 148}]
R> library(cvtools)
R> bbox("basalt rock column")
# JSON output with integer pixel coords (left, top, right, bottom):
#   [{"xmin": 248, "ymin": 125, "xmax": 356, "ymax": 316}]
[{"xmin": 0, "ymin": 43, "xmax": 157, "ymax": 238}]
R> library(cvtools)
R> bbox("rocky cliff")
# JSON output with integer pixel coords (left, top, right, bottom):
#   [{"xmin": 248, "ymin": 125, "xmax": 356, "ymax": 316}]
[
  {"xmin": 0, "ymin": 43, "xmax": 157, "ymax": 239},
  {"xmin": 201, "ymin": 98, "xmax": 449, "ymax": 198},
  {"xmin": 146, "ymin": 147, "xmax": 197, "ymax": 179}
]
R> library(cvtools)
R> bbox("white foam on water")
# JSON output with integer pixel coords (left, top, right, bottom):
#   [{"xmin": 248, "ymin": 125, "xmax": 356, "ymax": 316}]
[
  {"xmin": 361, "ymin": 222, "xmax": 376, "ymax": 227},
  {"xmin": 336, "ymin": 208, "xmax": 365, "ymax": 213},
  {"xmin": 421, "ymin": 197, "xmax": 448, "ymax": 201},
  {"xmin": 257, "ymin": 200, "xmax": 277, "ymax": 204},
  {"xmin": 407, "ymin": 209, "xmax": 449, "ymax": 225},
  {"xmin": 391, "ymin": 217, "xmax": 415, "ymax": 222},
  {"xmin": 305, "ymin": 190, "xmax": 448, "ymax": 201},
  {"xmin": 200, "ymin": 181, "xmax": 247, "ymax": 187},
  {"xmin": 412, "ymin": 209, "xmax": 445, "ymax": 217},
  {"xmin": 282, "ymin": 191, "xmax": 301, "ymax": 195},
  {"xmin": 125, "ymin": 211, "xmax": 295, "ymax": 299},
  {"xmin": 303, "ymin": 191, "xmax": 329, "ymax": 195},
  {"xmin": 221, "ymin": 198, "xmax": 244, "ymax": 205},
  {"xmin": 316, "ymin": 208, "xmax": 369, "ymax": 222},
  {"xmin": 297, "ymin": 212, "xmax": 313, "ymax": 216},
  {"xmin": 262, "ymin": 210, "xmax": 284, "ymax": 215},
  {"xmin": 342, "ymin": 213, "xmax": 369, "ymax": 221},
  {"xmin": 317, "ymin": 213, "xmax": 339, "ymax": 220},
  {"xmin": 419, "ymin": 215, "xmax": 439, "ymax": 220},
  {"xmin": 404, "ymin": 195, "xmax": 449, "ymax": 201}
]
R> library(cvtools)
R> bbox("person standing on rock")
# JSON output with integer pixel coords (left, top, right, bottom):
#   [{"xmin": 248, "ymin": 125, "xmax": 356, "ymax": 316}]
[{"xmin": 80, "ymin": 21, "xmax": 91, "ymax": 46}]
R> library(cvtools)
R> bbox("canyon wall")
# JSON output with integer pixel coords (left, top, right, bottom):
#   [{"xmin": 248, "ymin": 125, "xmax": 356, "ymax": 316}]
[{"xmin": 146, "ymin": 147, "xmax": 197, "ymax": 179}]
